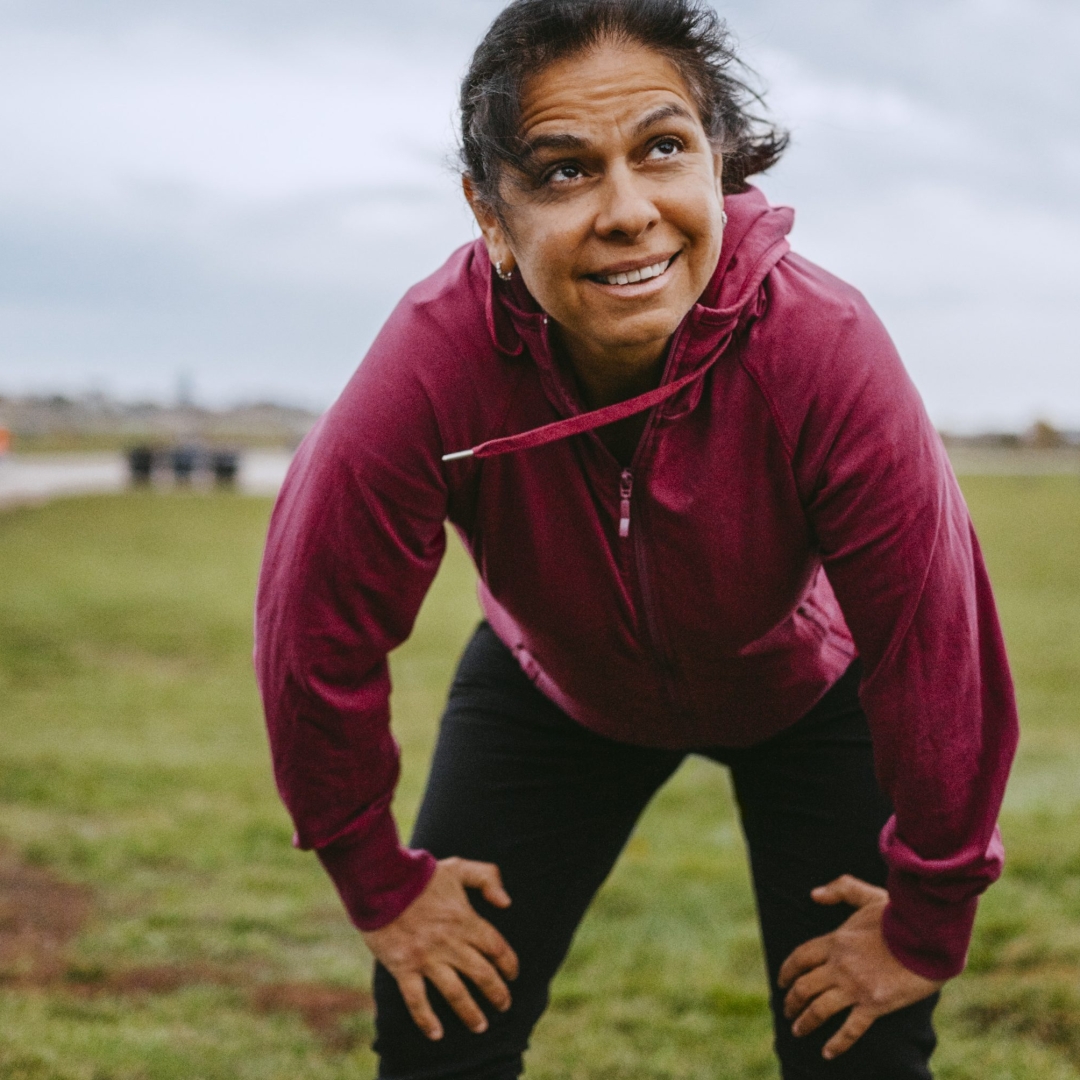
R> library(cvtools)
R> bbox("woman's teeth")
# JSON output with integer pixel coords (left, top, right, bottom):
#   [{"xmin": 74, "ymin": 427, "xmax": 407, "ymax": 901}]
[{"xmin": 596, "ymin": 257, "xmax": 672, "ymax": 286}]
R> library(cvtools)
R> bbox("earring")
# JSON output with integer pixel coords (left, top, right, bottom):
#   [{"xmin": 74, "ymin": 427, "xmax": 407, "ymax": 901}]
[
  {"xmin": 721, "ymin": 210, "xmax": 728, "ymax": 227},
  {"xmin": 495, "ymin": 261, "xmax": 514, "ymax": 282}
]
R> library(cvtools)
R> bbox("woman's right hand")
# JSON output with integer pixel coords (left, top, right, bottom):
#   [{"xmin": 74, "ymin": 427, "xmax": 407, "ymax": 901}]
[{"xmin": 361, "ymin": 857, "xmax": 519, "ymax": 1040}]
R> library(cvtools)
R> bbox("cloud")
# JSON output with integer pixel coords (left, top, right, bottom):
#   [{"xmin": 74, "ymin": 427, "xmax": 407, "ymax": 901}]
[
  {"xmin": 0, "ymin": 178, "xmax": 478, "ymax": 404},
  {"xmin": 0, "ymin": 0, "xmax": 507, "ymax": 43},
  {"xmin": 725, "ymin": 1, "xmax": 1080, "ymax": 429},
  {"xmin": 0, "ymin": 13, "xmax": 480, "ymax": 404},
  {"xmin": 0, "ymin": 26, "xmax": 467, "ymax": 205},
  {"xmin": 726, "ymin": 0, "xmax": 1080, "ymax": 208},
  {"xmin": 0, "ymin": 0, "xmax": 1077, "ymax": 427}
]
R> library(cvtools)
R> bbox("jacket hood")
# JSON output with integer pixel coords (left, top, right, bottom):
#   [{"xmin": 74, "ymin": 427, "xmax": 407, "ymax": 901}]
[
  {"xmin": 451, "ymin": 186, "xmax": 794, "ymax": 463},
  {"xmin": 696, "ymin": 185, "xmax": 795, "ymax": 322}
]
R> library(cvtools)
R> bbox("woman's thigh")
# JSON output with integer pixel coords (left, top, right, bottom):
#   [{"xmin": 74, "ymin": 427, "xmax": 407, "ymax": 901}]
[
  {"xmin": 719, "ymin": 663, "xmax": 938, "ymax": 1079},
  {"xmin": 374, "ymin": 622, "xmax": 683, "ymax": 1080}
]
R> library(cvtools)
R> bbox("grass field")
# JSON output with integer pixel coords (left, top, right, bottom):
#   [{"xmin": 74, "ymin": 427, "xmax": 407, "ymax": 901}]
[{"xmin": 0, "ymin": 477, "xmax": 1078, "ymax": 1079}]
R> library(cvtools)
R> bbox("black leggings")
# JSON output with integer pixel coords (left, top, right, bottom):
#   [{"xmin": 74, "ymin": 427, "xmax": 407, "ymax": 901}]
[{"xmin": 374, "ymin": 623, "xmax": 938, "ymax": 1079}]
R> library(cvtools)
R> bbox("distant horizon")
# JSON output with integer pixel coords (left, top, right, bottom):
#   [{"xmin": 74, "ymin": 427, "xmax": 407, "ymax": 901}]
[
  {"xmin": 4, "ymin": 387, "xmax": 1080, "ymax": 441},
  {"xmin": 0, "ymin": 388, "xmax": 324, "ymax": 414}
]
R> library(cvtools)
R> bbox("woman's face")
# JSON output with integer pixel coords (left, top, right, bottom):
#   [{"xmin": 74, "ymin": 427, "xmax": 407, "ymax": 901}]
[{"xmin": 468, "ymin": 41, "xmax": 726, "ymax": 367}]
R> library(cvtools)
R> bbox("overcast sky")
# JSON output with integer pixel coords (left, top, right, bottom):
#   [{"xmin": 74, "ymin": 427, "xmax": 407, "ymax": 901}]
[{"xmin": 1, "ymin": 0, "xmax": 1077, "ymax": 430}]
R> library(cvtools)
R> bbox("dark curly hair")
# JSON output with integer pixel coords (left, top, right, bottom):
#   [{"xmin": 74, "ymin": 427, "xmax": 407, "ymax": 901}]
[{"xmin": 460, "ymin": 0, "xmax": 789, "ymax": 207}]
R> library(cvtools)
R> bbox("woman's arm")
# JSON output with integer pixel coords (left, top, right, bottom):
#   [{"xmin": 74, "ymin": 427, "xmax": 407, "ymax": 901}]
[
  {"xmin": 255, "ymin": 353, "xmax": 448, "ymax": 930},
  {"xmin": 796, "ymin": 310, "xmax": 1018, "ymax": 984},
  {"xmin": 254, "ymin": 299, "xmax": 516, "ymax": 1035},
  {"xmin": 750, "ymin": 264, "xmax": 1019, "ymax": 1053}
]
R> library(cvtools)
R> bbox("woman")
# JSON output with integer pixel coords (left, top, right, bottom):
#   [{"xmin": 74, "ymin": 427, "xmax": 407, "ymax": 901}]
[{"xmin": 255, "ymin": 2, "xmax": 1018, "ymax": 1076}]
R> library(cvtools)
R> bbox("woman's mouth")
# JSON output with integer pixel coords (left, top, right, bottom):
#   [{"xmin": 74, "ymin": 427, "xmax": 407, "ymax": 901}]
[{"xmin": 587, "ymin": 254, "xmax": 676, "ymax": 287}]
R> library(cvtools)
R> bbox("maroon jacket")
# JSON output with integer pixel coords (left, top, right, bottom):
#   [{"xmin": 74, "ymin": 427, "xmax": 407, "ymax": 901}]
[{"xmin": 255, "ymin": 187, "xmax": 1018, "ymax": 981}]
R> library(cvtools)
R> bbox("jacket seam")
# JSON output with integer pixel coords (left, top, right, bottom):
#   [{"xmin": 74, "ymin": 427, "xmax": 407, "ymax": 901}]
[
  {"xmin": 738, "ymin": 354, "xmax": 795, "ymax": 465},
  {"xmin": 737, "ymin": 309, "xmax": 861, "ymax": 502},
  {"xmin": 735, "ymin": 326, "xmax": 797, "ymax": 479}
]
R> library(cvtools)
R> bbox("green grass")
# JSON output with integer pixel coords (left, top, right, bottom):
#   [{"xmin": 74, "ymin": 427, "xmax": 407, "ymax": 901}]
[{"xmin": 0, "ymin": 477, "xmax": 1078, "ymax": 1078}]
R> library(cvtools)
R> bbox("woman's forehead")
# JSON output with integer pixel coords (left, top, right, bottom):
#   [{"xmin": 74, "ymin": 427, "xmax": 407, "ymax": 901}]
[{"xmin": 518, "ymin": 41, "xmax": 702, "ymax": 140}]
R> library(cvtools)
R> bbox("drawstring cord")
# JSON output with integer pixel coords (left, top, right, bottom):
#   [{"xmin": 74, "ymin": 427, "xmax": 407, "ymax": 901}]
[{"xmin": 442, "ymin": 350, "xmax": 722, "ymax": 462}]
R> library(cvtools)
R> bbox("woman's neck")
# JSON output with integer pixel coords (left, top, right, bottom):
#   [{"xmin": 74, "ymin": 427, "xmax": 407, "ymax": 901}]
[
  {"xmin": 552, "ymin": 328, "xmax": 670, "ymax": 467},
  {"xmin": 555, "ymin": 328, "xmax": 668, "ymax": 410}
]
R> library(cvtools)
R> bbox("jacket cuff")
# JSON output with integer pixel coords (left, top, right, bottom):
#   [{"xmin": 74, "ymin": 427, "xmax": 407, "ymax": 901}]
[
  {"xmin": 316, "ymin": 812, "xmax": 437, "ymax": 932},
  {"xmin": 882, "ymin": 871, "xmax": 979, "ymax": 982}
]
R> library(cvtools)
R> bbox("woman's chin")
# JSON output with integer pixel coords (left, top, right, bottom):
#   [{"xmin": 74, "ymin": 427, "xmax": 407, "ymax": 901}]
[
  {"xmin": 567, "ymin": 318, "xmax": 682, "ymax": 362},
  {"xmin": 593, "ymin": 303, "xmax": 687, "ymax": 346},
  {"xmin": 566, "ymin": 279, "xmax": 699, "ymax": 354}
]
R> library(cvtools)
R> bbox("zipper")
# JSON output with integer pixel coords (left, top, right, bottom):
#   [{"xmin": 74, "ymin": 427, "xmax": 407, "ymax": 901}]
[
  {"xmin": 619, "ymin": 469, "xmax": 633, "ymax": 538},
  {"xmin": 607, "ymin": 324, "xmax": 695, "ymax": 715},
  {"xmin": 616, "ymin": 463, "xmax": 684, "ymax": 714},
  {"xmin": 631, "ymin": 492, "xmax": 677, "ymax": 701}
]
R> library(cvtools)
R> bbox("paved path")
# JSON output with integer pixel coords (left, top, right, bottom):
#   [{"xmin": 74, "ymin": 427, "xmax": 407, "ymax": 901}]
[{"xmin": 0, "ymin": 451, "xmax": 294, "ymax": 509}]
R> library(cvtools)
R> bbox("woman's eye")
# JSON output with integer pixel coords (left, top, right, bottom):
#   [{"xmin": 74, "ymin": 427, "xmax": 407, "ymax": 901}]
[
  {"xmin": 648, "ymin": 138, "xmax": 683, "ymax": 160},
  {"xmin": 546, "ymin": 163, "xmax": 584, "ymax": 185}
]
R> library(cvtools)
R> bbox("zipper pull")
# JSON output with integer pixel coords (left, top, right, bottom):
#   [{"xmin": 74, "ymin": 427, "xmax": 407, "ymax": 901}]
[{"xmin": 619, "ymin": 469, "xmax": 633, "ymax": 538}]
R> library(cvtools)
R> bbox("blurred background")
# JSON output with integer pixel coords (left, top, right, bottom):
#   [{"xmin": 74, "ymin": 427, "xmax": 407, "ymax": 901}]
[{"xmin": 0, "ymin": 3, "xmax": 1078, "ymax": 1079}]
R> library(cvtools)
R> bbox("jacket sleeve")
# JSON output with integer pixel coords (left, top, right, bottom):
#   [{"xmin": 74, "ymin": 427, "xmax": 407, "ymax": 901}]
[
  {"xmin": 254, "ymin": 307, "xmax": 451, "ymax": 931},
  {"xmin": 783, "ymin": 300, "xmax": 1018, "ymax": 981}
]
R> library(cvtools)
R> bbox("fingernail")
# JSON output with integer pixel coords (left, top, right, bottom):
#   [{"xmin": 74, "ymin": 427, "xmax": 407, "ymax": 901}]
[
  {"xmin": 430, "ymin": 1028, "xmax": 443, "ymax": 1041},
  {"xmin": 823, "ymin": 1048, "xmax": 835, "ymax": 1060},
  {"xmin": 473, "ymin": 1021, "xmax": 488, "ymax": 1034}
]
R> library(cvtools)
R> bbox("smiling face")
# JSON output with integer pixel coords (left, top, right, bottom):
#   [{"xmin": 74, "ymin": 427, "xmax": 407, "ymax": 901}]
[{"xmin": 467, "ymin": 39, "xmax": 726, "ymax": 382}]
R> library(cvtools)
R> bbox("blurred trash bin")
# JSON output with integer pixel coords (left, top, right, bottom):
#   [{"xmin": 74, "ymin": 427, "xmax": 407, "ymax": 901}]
[
  {"xmin": 211, "ymin": 450, "xmax": 240, "ymax": 488},
  {"xmin": 171, "ymin": 445, "xmax": 198, "ymax": 484},
  {"xmin": 127, "ymin": 444, "xmax": 155, "ymax": 485}
]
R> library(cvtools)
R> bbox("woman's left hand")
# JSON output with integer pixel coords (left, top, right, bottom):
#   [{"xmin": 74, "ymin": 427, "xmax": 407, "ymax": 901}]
[{"xmin": 777, "ymin": 875, "xmax": 944, "ymax": 1060}]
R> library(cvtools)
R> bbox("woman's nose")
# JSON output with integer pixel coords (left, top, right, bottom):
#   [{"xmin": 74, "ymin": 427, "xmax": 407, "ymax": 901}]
[{"xmin": 594, "ymin": 163, "xmax": 660, "ymax": 239}]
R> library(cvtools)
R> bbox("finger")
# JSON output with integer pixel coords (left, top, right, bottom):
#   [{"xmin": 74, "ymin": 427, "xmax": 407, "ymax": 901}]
[
  {"xmin": 811, "ymin": 874, "xmax": 888, "ymax": 909},
  {"xmin": 398, "ymin": 972, "xmax": 443, "ymax": 1041},
  {"xmin": 429, "ymin": 964, "xmax": 489, "ymax": 1035},
  {"xmin": 792, "ymin": 988, "xmax": 854, "ymax": 1038},
  {"xmin": 469, "ymin": 917, "xmax": 520, "ymax": 981},
  {"xmin": 823, "ymin": 1004, "xmax": 877, "ymax": 1060},
  {"xmin": 455, "ymin": 860, "xmax": 512, "ymax": 909},
  {"xmin": 783, "ymin": 964, "xmax": 833, "ymax": 1020},
  {"xmin": 454, "ymin": 947, "xmax": 513, "ymax": 1013},
  {"xmin": 778, "ymin": 935, "xmax": 830, "ymax": 988}
]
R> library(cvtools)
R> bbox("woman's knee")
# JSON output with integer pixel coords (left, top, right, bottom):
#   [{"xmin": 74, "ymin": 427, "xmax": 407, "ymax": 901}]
[
  {"xmin": 373, "ymin": 962, "xmax": 533, "ymax": 1079},
  {"xmin": 773, "ymin": 994, "xmax": 938, "ymax": 1079}
]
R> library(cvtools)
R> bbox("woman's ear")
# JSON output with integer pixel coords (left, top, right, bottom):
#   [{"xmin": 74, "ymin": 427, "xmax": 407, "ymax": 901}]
[{"xmin": 463, "ymin": 175, "xmax": 515, "ymax": 275}]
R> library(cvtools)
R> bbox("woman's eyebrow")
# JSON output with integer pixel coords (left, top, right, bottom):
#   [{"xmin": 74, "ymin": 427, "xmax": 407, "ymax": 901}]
[
  {"xmin": 519, "ymin": 102, "xmax": 695, "ymax": 163},
  {"xmin": 520, "ymin": 132, "xmax": 589, "ymax": 161},
  {"xmin": 632, "ymin": 102, "xmax": 696, "ymax": 136}
]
